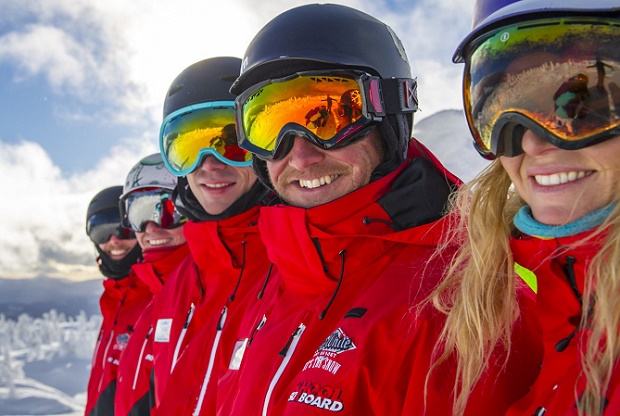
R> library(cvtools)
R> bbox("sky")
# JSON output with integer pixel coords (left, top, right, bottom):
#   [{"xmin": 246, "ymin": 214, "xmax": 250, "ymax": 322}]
[{"xmin": 0, "ymin": 0, "xmax": 476, "ymax": 281}]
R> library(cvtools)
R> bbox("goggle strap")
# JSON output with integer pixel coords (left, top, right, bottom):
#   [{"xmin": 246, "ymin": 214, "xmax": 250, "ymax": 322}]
[{"xmin": 380, "ymin": 78, "xmax": 419, "ymax": 115}]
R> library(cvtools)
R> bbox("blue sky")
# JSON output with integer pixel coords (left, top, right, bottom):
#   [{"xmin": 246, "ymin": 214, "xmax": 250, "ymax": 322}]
[{"xmin": 0, "ymin": 0, "xmax": 476, "ymax": 280}]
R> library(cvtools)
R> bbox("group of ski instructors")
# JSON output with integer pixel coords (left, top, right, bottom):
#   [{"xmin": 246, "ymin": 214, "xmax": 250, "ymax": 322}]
[{"xmin": 82, "ymin": 1, "xmax": 620, "ymax": 415}]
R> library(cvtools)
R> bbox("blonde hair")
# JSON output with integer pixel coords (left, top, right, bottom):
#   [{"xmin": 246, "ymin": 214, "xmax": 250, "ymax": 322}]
[{"xmin": 429, "ymin": 159, "xmax": 620, "ymax": 416}]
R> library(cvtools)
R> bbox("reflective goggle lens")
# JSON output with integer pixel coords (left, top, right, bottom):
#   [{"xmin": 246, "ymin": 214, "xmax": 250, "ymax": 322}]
[
  {"xmin": 87, "ymin": 209, "xmax": 133, "ymax": 245},
  {"xmin": 122, "ymin": 189, "xmax": 185, "ymax": 232},
  {"xmin": 236, "ymin": 71, "xmax": 377, "ymax": 159},
  {"xmin": 160, "ymin": 101, "xmax": 252, "ymax": 176},
  {"xmin": 464, "ymin": 18, "xmax": 620, "ymax": 158}
]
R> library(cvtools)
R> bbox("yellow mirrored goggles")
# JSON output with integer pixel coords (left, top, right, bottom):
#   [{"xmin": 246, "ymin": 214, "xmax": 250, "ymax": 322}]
[{"xmin": 160, "ymin": 101, "xmax": 252, "ymax": 176}]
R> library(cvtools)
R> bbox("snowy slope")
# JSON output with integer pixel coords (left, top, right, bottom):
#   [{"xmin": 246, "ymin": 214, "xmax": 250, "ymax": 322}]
[
  {"xmin": 415, "ymin": 109, "xmax": 491, "ymax": 182},
  {"xmin": 0, "ymin": 377, "xmax": 84, "ymax": 416},
  {"xmin": 0, "ymin": 277, "xmax": 101, "ymax": 320},
  {"xmin": 0, "ymin": 308, "xmax": 99, "ymax": 415}
]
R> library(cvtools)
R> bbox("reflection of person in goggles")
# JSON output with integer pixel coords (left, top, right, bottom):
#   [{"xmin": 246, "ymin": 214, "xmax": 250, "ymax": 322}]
[
  {"xmin": 159, "ymin": 101, "xmax": 252, "ymax": 176},
  {"xmin": 87, "ymin": 209, "xmax": 134, "ymax": 245},
  {"xmin": 120, "ymin": 188, "xmax": 185, "ymax": 232},
  {"xmin": 462, "ymin": 18, "xmax": 620, "ymax": 159},
  {"xmin": 235, "ymin": 70, "xmax": 418, "ymax": 160}
]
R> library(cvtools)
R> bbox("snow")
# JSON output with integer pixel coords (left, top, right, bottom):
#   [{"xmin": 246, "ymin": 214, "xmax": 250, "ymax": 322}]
[{"xmin": 0, "ymin": 309, "xmax": 101, "ymax": 415}]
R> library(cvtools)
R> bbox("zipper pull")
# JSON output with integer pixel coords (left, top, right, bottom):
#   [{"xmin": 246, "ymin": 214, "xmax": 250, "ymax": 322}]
[
  {"xmin": 217, "ymin": 306, "xmax": 228, "ymax": 331},
  {"xmin": 248, "ymin": 314, "xmax": 267, "ymax": 347},
  {"xmin": 279, "ymin": 325, "xmax": 304, "ymax": 357},
  {"xmin": 183, "ymin": 303, "xmax": 195, "ymax": 329}
]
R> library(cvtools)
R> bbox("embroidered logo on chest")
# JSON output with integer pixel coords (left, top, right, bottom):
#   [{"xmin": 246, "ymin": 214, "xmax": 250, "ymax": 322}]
[
  {"xmin": 302, "ymin": 328, "xmax": 356, "ymax": 376},
  {"xmin": 114, "ymin": 332, "xmax": 130, "ymax": 352},
  {"xmin": 317, "ymin": 328, "xmax": 356, "ymax": 354}
]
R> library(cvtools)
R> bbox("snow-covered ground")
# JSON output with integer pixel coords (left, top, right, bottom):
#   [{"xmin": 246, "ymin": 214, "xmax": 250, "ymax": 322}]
[{"xmin": 0, "ymin": 310, "xmax": 101, "ymax": 415}]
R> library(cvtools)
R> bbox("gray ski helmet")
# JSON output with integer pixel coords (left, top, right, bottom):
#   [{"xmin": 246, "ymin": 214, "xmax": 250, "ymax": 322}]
[
  {"xmin": 163, "ymin": 57, "xmax": 241, "ymax": 119},
  {"xmin": 454, "ymin": 0, "xmax": 620, "ymax": 63},
  {"xmin": 86, "ymin": 186, "xmax": 123, "ymax": 222}
]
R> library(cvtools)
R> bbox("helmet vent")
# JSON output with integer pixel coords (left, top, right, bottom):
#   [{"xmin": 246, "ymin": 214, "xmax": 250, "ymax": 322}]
[{"xmin": 168, "ymin": 83, "xmax": 184, "ymax": 97}]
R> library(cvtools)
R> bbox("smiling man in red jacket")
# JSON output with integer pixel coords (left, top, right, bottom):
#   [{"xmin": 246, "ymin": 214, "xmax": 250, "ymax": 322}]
[
  {"xmin": 84, "ymin": 186, "xmax": 151, "ymax": 416},
  {"xmin": 213, "ymin": 4, "xmax": 543, "ymax": 416},
  {"xmin": 148, "ymin": 57, "xmax": 274, "ymax": 415},
  {"xmin": 113, "ymin": 153, "xmax": 189, "ymax": 416}
]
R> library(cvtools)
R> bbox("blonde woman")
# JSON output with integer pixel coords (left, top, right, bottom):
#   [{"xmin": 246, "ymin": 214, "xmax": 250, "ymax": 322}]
[{"xmin": 431, "ymin": 0, "xmax": 620, "ymax": 415}]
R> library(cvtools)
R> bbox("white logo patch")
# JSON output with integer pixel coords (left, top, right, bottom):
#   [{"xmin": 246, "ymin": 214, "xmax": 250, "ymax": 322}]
[
  {"xmin": 154, "ymin": 318, "xmax": 172, "ymax": 342},
  {"xmin": 229, "ymin": 338, "xmax": 248, "ymax": 370}
]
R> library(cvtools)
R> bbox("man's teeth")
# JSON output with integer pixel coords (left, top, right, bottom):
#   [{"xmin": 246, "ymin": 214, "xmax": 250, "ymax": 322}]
[
  {"xmin": 299, "ymin": 174, "xmax": 338, "ymax": 189},
  {"xmin": 149, "ymin": 239, "xmax": 170, "ymax": 246},
  {"xmin": 534, "ymin": 171, "xmax": 590, "ymax": 186},
  {"xmin": 110, "ymin": 250, "xmax": 126, "ymax": 256},
  {"xmin": 205, "ymin": 183, "xmax": 229, "ymax": 188}
]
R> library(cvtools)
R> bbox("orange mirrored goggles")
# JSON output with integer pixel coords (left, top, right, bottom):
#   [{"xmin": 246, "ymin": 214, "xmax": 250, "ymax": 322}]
[
  {"xmin": 235, "ymin": 70, "xmax": 418, "ymax": 160},
  {"xmin": 463, "ymin": 17, "xmax": 620, "ymax": 159}
]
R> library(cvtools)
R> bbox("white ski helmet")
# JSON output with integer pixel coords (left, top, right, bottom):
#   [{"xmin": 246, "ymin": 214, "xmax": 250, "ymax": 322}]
[
  {"xmin": 120, "ymin": 153, "xmax": 184, "ymax": 232},
  {"xmin": 121, "ymin": 153, "xmax": 177, "ymax": 198}
]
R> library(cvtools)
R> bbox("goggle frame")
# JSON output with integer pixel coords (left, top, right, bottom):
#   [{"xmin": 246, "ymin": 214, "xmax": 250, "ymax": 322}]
[
  {"xmin": 235, "ymin": 70, "xmax": 418, "ymax": 160},
  {"xmin": 160, "ymin": 101, "xmax": 252, "ymax": 176}
]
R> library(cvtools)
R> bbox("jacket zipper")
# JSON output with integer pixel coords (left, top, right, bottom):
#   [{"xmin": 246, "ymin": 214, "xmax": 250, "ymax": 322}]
[
  {"xmin": 91, "ymin": 329, "xmax": 103, "ymax": 370},
  {"xmin": 192, "ymin": 306, "xmax": 228, "ymax": 416},
  {"xmin": 98, "ymin": 329, "xmax": 114, "ymax": 392},
  {"xmin": 171, "ymin": 303, "xmax": 195, "ymax": 373},
  {"xmin": 132, "ymin": 326, "xmax": 153, "ymax": 390},
  {"xmin": 262, "ymin": 323, "xmax": 306, "ymax": 416}
]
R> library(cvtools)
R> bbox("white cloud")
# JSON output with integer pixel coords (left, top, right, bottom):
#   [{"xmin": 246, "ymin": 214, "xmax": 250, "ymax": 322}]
[
  {"xmin": 0, "ymin": 0, "xmax": 475, "ymax": 121},
  {"xmin": 0, "ymin": 138, "xmax": 156, "ymax": 280},
  {"xmin": 0, "ymin": 25, "xmax": 91, "ymax": 91}
]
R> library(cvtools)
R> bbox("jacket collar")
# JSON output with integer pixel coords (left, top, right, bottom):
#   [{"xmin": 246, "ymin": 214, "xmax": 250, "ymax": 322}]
[
  {"xmin": 183, "ymin": 206, "xmax": 263, "ymax": 277},
  {"xmin": 511, "ymin": 231, "xmax": 604, "ymax": 344},
  {"xmin": 259, "ymin": 153, "xmax": 454, "ymax": 291},
  {"xmin": 132, "ymin": 243, "xmax": 190, "ymax": 294}
]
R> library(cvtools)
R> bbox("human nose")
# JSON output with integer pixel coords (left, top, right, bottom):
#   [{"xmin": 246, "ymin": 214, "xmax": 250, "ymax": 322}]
[
  {"xmin": 198, "ymin": 155, "xmax": 227, "ymax": 171},
  {"xmin": 108, "ymin": 234, "xmax": 124, "ymax": 244},
  {"xmin": 287, "ymin": 136, "xmax": 325, "ymax": 170},
  {"xmin": 520, "ymin": 129, "xmax": 558, "ymax": 156},
  {"xmin": 143, "ymin": 221, "xmax": 161, "ymax": 233}
]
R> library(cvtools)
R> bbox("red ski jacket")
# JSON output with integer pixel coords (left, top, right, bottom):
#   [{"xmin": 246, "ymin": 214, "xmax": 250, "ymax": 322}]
[
  {"xmin": 507, "ymin": 228, "xmax": 620, "ymax": 415},
  {"xmin": 150, "ymin": 206, "xmax": 270, "ymax": 413},
  {"xmin": 216, "ymin": 140, "xmax": 542, "ymax": 415},
  {"xmin": 85, "ymin": 272, "xmax": 153, "ymax": 416},
  {"xmin": 114, "ymin": 243, "xmax": 189, "ymax": 416}
]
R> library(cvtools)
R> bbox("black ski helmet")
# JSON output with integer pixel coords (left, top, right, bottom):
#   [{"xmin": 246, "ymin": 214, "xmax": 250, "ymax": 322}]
[
  {"xmin": 86, "ymin": 185, "xmax": 123, "ymax": 223},
  {"xmin": 161, "ymin": 57, "xmax": 271, "ymax": 221},
  {"xmin": 231, "ymin": 4, "xmax": 412, "ymax": 94},
  {"xmin": 86, "ymin": 186, "xmax": 141, "ymax": 280},
  {"xmin": 231, "ymin": 4, "xmax": 418, "ymax": 186},
  {"xmin": 163, "ymin": 57, "xmax": 241, "ymax": 119}
]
